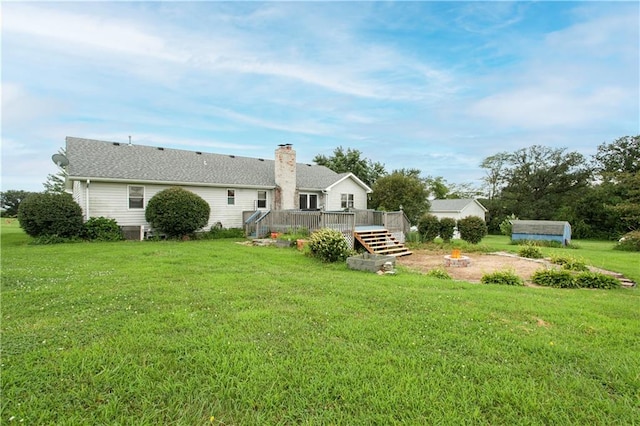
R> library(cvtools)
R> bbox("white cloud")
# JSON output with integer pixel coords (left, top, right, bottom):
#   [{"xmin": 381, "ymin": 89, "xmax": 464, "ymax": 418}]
[
  {"xmin": 467, "ymin": 7, "xmax": 638, "ymax": 130},
  {"xmin": 3, "ymin": 4, "xmax": 185, "ymax": 62}
]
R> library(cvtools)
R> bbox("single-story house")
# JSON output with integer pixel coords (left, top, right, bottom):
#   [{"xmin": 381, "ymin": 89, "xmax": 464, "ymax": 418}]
[
  {"xmin": 63, "ymin": 137, "xmax": 372, "ymax": 233},
  {"xmin": 429, "ymin": 199, "xmax": 488, "ymax": 222},
  {"xmin": 511, "ymin": 220, "xmax": 571, "ymax": 246}
]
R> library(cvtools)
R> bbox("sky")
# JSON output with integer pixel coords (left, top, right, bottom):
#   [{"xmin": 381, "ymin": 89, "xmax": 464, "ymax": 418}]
[{"xmin": 2, "ymin": 1, "xmax": 638, "ymax": 193}]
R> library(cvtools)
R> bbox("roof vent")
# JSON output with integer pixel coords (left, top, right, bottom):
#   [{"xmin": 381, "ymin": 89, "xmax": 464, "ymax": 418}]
[
  {"xmin": 112, "ymin": 142, "xmax": 121, "ymax": 146},
  {"xmin": 157, "ymin": 147, "xmax": 164, "ymax": 151}
]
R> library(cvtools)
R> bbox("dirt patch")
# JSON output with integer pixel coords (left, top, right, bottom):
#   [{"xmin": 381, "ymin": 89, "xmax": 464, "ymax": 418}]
[{"xmin": 397, "ymin": 251, "xmax": 552, "ymax": 284}]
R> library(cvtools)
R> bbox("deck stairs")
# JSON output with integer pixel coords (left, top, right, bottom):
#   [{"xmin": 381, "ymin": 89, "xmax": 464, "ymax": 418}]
[{"xmin": 354, "ymin": 229, "xmax": 412, "ymax": 257}]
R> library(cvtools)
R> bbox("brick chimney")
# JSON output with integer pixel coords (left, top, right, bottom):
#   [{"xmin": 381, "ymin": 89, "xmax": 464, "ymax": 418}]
[{"xmin": 274, "ymin": 144, "xmax": 297, "ymax": 210}]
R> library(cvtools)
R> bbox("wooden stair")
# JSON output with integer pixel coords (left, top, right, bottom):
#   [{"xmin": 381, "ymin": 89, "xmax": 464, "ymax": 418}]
[{"xmin": 354, "ymin": 229, "xmax": 412, "ymax": 257}]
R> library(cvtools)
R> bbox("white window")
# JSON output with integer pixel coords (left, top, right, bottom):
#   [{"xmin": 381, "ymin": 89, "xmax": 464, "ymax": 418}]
[
  {"xmin": 341, "ymin": 193, "xmax": 354, "ymax": 209},
  {"xmin": 257, "ymin": 191, "xmax": 267, "ymax": 209},
  {"xmin": 227, "ymin": 189, "xmax": 235, "ymax": 205},
  {"xmin": 128, "ymin": 185, "xmax": 144, "ymax": 209},
  {"xmin": 299, "ymin": 193, "xmax": 318, "ymax": 210}
]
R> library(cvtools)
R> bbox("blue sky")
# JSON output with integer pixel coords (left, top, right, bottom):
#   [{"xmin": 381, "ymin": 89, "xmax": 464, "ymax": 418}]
[{"xmin": 2, "ymin": 1, "xmax": 638, "ymax": 193}]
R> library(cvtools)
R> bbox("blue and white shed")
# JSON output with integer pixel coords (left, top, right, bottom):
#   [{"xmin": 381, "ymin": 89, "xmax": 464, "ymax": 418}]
[{"xmin": 511, "ymin": 220, "xmax": 571, "ymax": 246}]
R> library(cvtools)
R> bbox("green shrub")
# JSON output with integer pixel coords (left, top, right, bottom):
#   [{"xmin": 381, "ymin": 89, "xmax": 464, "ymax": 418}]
[
  {"xmin": 457, "ymin": 216, "xmax": 488, "ymax": 244},
  {"xmin": 438, "ymin": 217, "xmax": 457, "ymax": 242},
  {"xmin": 206, "ymin": 227, "xmax": 245, "ymax": 239},
  {"xmin": 30, "ymin": 235, "xmax": 82, "ymax": 245},
  {"xmin": 512, "ymin": 239, "xmax": 564, "ymax": 248},
  {"xmin": 549, "ymin": 255, "xmax": 588, "ymax": 271},
  {"xmin": 145, "ymin": 187, "xmax": 210, "ymax": 238},
  {"xmin": 499, "ymin": 214, "xmax": 518, "ymax": 236},
  {"xmin": 574, "ymin": 271, "xmax": 621, "ymax": 289},
  {"xmin": 532, "ymin": 269, "xmax": 578, "ymax": 288},
  {"xmin": 83, "ymin": 217, "xmax": 123, "ymax": 241},
  {"xmin": 17, "ymin": 192, "xmax": 84, "ymax": 238},
  {"xmin": 406, "ymin": 230, "xmax": 421, "ymax": 244},
  {"xmin": 614, "ymin": 231, "xmax": 640, "ymax": 252},
  {"xmin": 418, "ymin": 214, "xmax": 440, "ymax": 242},
  {"xmin": 425, "ymin": 268, "xmax": 452, "ymax": 280},
  {"xmin": 518, "ymin": 244, "xmax": 543, "ymax": 259},
  {"xmin": 480, "ymin": 270, "xmax": 524, "ymax": 286},
  {"xmin": 307, "ymin": 228, "xmax": 353, "ymax": 262}
]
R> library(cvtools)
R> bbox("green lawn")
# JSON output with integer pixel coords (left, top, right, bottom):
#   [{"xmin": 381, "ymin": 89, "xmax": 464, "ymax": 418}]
[{"xmin": 1, "ymin": 222, "xmax": 639, "ymax": 424}]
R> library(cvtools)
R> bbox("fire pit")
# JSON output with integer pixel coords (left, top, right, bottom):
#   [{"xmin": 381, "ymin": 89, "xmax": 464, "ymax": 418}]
[{"xmin": 444, "ymin": 250, "xmax": 471, "ymax": 267}]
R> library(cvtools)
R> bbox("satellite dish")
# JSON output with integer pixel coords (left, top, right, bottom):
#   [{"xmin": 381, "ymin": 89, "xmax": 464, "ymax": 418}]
[{"xmin": 52, "ymin": 153, "xmax": 69, "ymax": 167}]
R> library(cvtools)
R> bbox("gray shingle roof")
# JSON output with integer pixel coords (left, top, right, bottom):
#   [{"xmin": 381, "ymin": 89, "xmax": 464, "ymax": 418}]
[
  {"xmin": 65, "ymin": 137, "xmax": 344, "ymax": 190},
  {"xmin": 429, "ymin": 199, "xmax": 487, "ymax": 212}
]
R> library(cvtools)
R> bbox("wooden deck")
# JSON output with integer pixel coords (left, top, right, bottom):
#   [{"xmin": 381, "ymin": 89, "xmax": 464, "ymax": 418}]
[{"xmin": 244, "ymin": 209, "xmax": 412, "ymax": 256}]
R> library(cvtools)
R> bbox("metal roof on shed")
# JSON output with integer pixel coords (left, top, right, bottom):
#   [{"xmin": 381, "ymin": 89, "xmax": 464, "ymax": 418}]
[{"xmin": 511, "ymin": 220, "xmax": 570, "ymax": 235}]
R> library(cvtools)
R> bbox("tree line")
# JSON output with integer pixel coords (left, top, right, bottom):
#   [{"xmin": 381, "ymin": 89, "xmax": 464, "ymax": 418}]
[{"xmin": 314, "ymin": 136, "xmax": 639, "ymax": 239}]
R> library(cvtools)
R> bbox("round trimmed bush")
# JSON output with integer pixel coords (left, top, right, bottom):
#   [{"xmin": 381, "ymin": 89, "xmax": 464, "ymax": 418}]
[
  {"xmin": 439, "ymin": 217, "xmax": 457, "ymax": 242},
  {"xmin": 84, "ymin": 216, "xmax": 123, "ymax": 241},
  {"xmin": 145, "ymin": 187, "xmax": 210, "ymax": 238},
  {"xmin": 418, "ymin": 213, "xmax": 440, "ymax": 242},
  {"xmin": 457, "ymin": 216, "xmax": 488, "ymax": 245},
  {"xmin": 308, "ymin": 228, "xmax": 352, "ymax": 262},
  {"xmin": 18, "ymin": 192, "xmax": 83, "ymax": 238}
]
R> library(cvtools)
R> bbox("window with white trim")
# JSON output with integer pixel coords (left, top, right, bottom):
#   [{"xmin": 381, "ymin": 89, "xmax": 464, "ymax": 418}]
[
  {"xmin": 128, "ymin": 185, "xmax": 144, "ymax": 209},
  {"xmin": 257, "ymin": 191, "xmax": 267, "ymax": 209},
  {"xmin": 299, "ymin": 193, "xmax": 318, "ymax": 210},
  {"xmin": 227, "ymin": 189, "xmax": 235, "ymax": 205},
  {"xmin": 341, "ymin": 193, "xmax": 354, "ymax": 209}
]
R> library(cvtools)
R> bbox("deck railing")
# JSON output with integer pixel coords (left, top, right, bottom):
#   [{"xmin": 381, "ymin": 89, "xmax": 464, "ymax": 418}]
[{"xmin": 244, "ymin": 209, "xmax": 410, "ymax": 246}]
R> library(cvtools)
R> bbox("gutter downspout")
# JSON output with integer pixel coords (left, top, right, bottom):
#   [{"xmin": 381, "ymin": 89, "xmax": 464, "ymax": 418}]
[{"xmin": 85, "ymin": 179, "xmax": 90, "ymax": 221}]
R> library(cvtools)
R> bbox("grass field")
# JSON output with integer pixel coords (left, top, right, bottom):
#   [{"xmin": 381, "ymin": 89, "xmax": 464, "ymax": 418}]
[{"xmin": 1, "ymin": 221, "xmax": 639, "ymax": 424}]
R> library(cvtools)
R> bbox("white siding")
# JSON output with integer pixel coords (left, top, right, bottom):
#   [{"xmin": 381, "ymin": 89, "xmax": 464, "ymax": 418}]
[
  {"xmin": 325, "ymin": 178, "xmax": 368, "ymax": 210},
  {"xmin": 75, "ymin": 181, "xmax": 273, "ymax": 229},
  {"xmin": 461, "ymin": 203, "xmax": 486, "ymax": 221},
  {"xmin": 430, "ymin": 202, "xmax": 486, "ymax": 222},
  {"xmin": 431, "ymin": 211, "xmax": 463, "ymax": 222}
]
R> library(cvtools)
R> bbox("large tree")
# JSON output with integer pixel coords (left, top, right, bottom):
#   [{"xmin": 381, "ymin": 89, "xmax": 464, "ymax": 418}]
[
  {"xmin": 590, "ymin": 135, "xmax": 640, "ymax": 233},
  {"xmin": 1, "ymin": 190, "xmax": 37, "ymax": 217},
  {"xmin": 313, "ymin": 146, "xmax": 386, "ymax": 187},
  {"xmin": 593, "ymin": 135, "xmax": 639, "ymax": 177},
  {"xmin": 369, "ymin": 168, "xmax": 430, "ymax": 224},
  {"xmin": 481, "ymin": 145, "xmax": 592, "ymax": 220}
]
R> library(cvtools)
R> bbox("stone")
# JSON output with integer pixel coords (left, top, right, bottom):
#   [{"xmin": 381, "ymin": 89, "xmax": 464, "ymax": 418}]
[{"xmin": 347, "ymin": 253, "xmax": 396, "ymax": 273}]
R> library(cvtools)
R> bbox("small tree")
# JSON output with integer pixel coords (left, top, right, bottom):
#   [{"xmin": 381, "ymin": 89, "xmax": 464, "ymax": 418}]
[
  {"xmin": 499, "ymin": 213, "xmax": 518, "ymax": 236},
  {"xmin": 17, "ymin": 192, "xmax": 83, "ymax": 238},
  {"xmin": 439, "ymin": 217, "xmax": 457, "ymax": 242},
  {"xmin": 417, "ymin": 213, "xmax": 440, "ymax": 242},
  {"xmin": 457, "ymin": 216, "xmax": 488, "ymax": 244},
  {"xmin": 145, "ymin": 187, "xmax": 210, "ymax": 238},
  {"xmin": 370, "ymin": 169, "xmax": 430, "ymax": 224}
]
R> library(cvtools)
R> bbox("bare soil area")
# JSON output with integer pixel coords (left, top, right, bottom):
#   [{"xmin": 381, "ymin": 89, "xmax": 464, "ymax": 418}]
[{"xmin": 396, "ymin": 251, "xmax": 553, "ymax": 284}]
